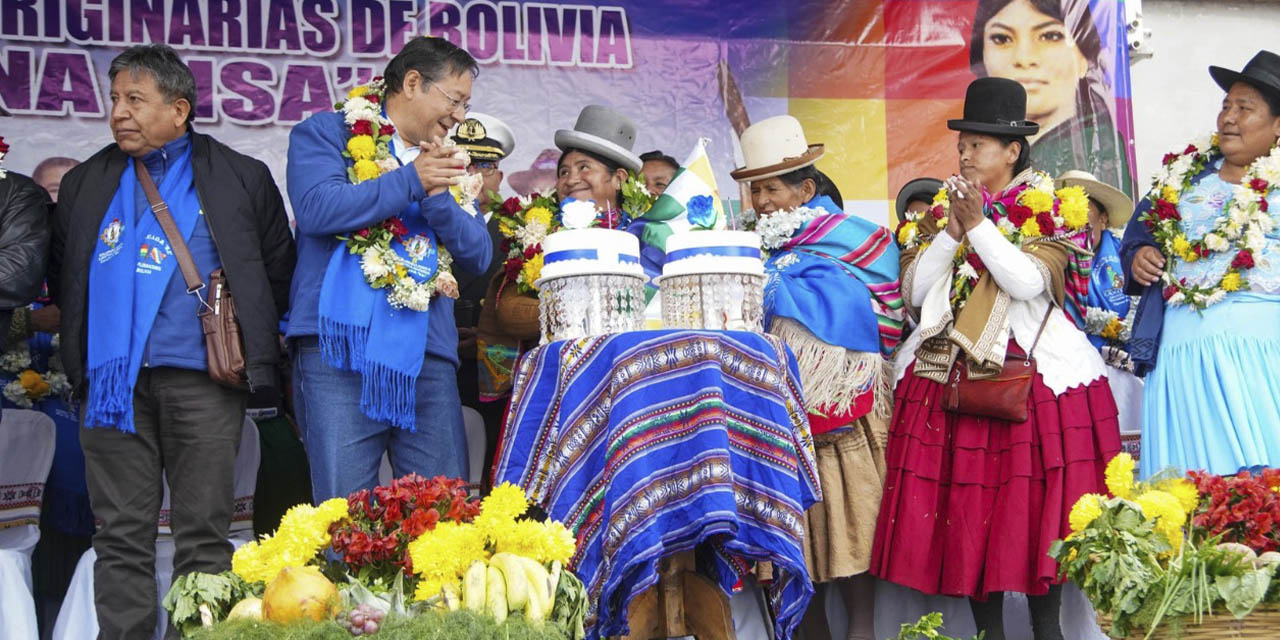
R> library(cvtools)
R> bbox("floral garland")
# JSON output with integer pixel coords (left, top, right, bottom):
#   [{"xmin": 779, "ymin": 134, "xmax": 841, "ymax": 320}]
[
  {"xmin": 895, "ymin": 171, "xmax": 1089, "ymax": 309},
  {"xmin": 1139, "ymin": 134, "xmax": 1279, "ymax": 310},
  {"xmin": 335, "ymin": 78, "xmax": 483, "ymax": 311},
  {"xmin": 1084, "ymin": 305, "xmax": 1134, "ymax": 344},
  {"xmin": 754, "ymin": 206, "xmax": 822, "ymax": 251},
  {"xmin": 1, "ymin": 335, "xmax": 70, "ymax": 409},
  {"xmin": 490, "ymin": 175, "xmax": 652, "ymax": 295}
]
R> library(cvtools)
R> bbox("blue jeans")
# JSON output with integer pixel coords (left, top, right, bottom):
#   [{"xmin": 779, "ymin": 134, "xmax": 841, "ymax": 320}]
[{"xmin": 292, "ymin": 336, "xmax": 468, "ymax": 502}]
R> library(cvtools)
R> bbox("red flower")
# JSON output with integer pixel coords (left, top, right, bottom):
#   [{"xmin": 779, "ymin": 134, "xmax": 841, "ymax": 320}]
[
  {"xmin": 1163, "ymin": 152, "xmax": 1180, "ymax": 166},
  {"xmin": 1006, "ymin": 203, "xmax": 1034, "ymax": 227},
  {"xmin": 1162, "ymin": 285, "xmax": 1178, "ymax": 300},
  {"xmin": 383, "ymin": 217, "xmax": 408, "ymax": 237},
  {"xmin": 351, "ymin": 119, "xmax": 373, "ymax": 136},
  {"xmin": 931, "ymin": 204, "xmax": 945, "ymax": 220},
  {"xmin": 1251, "ymin": 178, "xmax": 1269, "ymax": 193},
  {"xmin": 1198, "ymin": 245, "xmax": 1210, "ymax": 258},
  {"xmin": 523, "ymin": 243, "xmax": 541, "ymax": 260},
  {"xmin": 501, "ymin": 197, "xmax": 522, "ymax": 216},
  {"xmin": 357, "ymin": 228, "xmax": 370, "ymax": 238},
  {"xmin": 1036, "ymin": 211, "xmax": 1055, "ymax": 236},
  {"xmin": 401, "ymin": 508, "xmax": 439, "ymax": 538},
  {"xmin": 965, "ymin": 252, "xmax": 986, "ymax": 273},
  {"xmin": 366, "ymin": 94, "xmax": 380, "ymax": 104},
  {"xmin": 504, "ymin": 258, "xmax": 524, "ymax": 280},
  {"xmin": 1154, "ymin": 199, "xmax": 1181, "ymax": 221},
  {"xmin": 1184, "ymin": 144, "xmax": 1199, "ymax": 155},
  {"xmin": 1232, "ymin": 250, "xmax": 1255, "ymax": 270},
  {"xmin": 0, "ymin": 137, "xmax": 8, "ymax": 154},
  {"xmin": 379, "ymin": 124, "xmax": 395, "ymax": 137},
  {"xmin": 1262, "ymin": 198, "xmax": 1270, "ymax": 213}
]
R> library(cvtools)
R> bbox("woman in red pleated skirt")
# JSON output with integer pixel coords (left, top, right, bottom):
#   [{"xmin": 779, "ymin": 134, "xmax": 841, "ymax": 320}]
[{"xmin": 872, "ymin": 78, "xmax": 1121, "ymax": 640}]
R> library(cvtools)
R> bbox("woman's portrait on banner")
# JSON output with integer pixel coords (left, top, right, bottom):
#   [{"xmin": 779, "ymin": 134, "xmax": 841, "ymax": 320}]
[{"xmin": 971, "ymin": 0, "xmax": 1135, "ymax": 197}]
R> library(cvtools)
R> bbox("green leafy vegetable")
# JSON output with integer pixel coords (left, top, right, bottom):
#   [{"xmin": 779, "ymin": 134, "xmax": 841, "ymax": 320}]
[{"xmin": 162, "ymin": 571, "xmax": 260, "ymax": 638}]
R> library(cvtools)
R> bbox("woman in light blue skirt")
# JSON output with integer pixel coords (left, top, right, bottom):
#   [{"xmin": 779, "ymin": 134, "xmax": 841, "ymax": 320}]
[{"xmin": 1121, "ymin": 49, "xmax": 1280, "ymax": 478}]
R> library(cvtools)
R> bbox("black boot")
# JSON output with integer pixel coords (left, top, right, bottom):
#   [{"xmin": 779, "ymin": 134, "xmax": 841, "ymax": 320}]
[
  {"xmin": 1028, "ymin": 585, "xmax": 1064, "ymax": 640},
  {"xmin": 969, "ymin": 592, "xmax": 1005, "ymax": 640}
]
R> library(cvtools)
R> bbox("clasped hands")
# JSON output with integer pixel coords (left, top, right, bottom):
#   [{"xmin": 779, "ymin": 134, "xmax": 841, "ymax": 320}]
[
  {"xmin": 944, "ymin": 170, "xmax": 986, "ymax": 241},
  {"xmin": 412, "ymin": 136, "xmax": 468, "ymax": 196}
]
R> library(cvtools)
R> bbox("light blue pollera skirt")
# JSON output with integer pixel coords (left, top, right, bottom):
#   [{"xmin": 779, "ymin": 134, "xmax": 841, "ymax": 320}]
[{"xmin": 1140, "ymin": 292, "xmax": 1280, "ymax": 478}]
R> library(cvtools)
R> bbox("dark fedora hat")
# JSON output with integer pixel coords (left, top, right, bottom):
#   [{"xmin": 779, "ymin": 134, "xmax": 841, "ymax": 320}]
[
  {"xmin": 895, "ymin": 177, "xmax": 944, "ymax": 217},
  {"xmin": 948, "ymin": 78, "xmax": 1040, "ymax": 137},
  {"xmin": 1210, "ymin": 50, "xmax": 1280, "ymax": 102}
]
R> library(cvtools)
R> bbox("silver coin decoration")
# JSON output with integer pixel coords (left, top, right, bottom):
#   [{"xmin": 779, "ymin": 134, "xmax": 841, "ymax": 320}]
[
  {"xmin": 539, "ymin": 274, "xmax": 647, "ymax": 342},
  {"xmin": 660, "ymin": 273, "xmax": 765, "ymax": 332}
]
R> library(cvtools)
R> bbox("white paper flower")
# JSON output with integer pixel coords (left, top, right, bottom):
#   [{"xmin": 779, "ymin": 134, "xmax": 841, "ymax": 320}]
[{"xmin": 561, "ymin": 199, "xmax": 597, "ymax": 230}]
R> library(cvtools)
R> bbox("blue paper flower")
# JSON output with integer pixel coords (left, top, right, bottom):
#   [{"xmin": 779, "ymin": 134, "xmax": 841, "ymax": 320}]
[{"xmin": 687, "ymin": 195, "xmax": 715, "ymax": 228}]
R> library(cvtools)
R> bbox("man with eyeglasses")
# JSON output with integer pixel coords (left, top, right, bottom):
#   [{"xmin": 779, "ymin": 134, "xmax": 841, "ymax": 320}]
[
  {"xmin": 449, "ymin": 113, "xmax": 514, "ymax": 488},
  {"xmin": 285, "ymin": 37, "xmax": 491, "ymax": 501}
]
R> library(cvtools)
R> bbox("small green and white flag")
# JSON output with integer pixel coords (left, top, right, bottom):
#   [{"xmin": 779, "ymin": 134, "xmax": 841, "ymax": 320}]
[{"xmin": 636, "ymin": 138, "xmax": 727, "ymax": 253}]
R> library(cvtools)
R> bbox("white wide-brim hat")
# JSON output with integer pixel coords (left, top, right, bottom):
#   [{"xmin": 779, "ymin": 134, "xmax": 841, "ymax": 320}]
[
  {"xmin": 730, "ymin": 115, "xmax": 824, "ymax": 183},
  {"xmin": 1056, "ymin": 170, "xmax": 1134, "ymax": 228},
  {"xmin": 554, "ymin": 105, "xmax": 643, "ymax": 173}
]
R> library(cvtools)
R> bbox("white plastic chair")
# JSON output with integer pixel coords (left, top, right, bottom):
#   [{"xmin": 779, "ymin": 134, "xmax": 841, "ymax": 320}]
[
  {"xmin": 0, "ymin": 409, "xmax": 56, "ymax": 640},
  {"xmin": 52, "ymin": 417, "xmax": 260, "ymax": 640}
]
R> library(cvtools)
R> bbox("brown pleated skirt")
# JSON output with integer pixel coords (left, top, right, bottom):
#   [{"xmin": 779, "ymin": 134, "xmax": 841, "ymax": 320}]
[{"xmin": 801, "ymin": 412, "xmax": 888, "ymax": 583}]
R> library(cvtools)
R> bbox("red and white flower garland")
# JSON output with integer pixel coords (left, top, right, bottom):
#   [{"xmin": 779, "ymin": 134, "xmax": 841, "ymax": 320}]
[
  {"xmin": 1140, "ymin": 134, "xmax": 1279, "ymax": 310},
  {"xmin": 335, "ymin": 79, "xmax": 483, "ymax": 311}
]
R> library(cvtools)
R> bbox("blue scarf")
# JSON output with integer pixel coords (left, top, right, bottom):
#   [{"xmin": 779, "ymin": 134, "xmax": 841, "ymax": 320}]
[
  {"xmin": 85, "ymin": 151, "xmax": 201, "ymax": 432},
  {"xmin": 318, "ymin": 202, "xmax": 440, "ymax": 431},
  {"xmin": 763, "ymin": 195, "xmax": 903, "ymax": 357},
  {"xmin": 1086, "ymin": 230, "xmax": 1131, "ymax": 350}
]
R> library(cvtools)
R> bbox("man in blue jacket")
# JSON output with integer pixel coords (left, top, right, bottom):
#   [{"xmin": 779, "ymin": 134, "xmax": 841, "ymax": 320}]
[{"xmin": 286, "ymin": 37, "xmax": 491, "ymax": 501}]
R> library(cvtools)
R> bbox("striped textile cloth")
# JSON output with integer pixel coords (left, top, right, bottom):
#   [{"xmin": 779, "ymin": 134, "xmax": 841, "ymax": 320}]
[{"xmin": 493, "ymin": 330, "xmax": 821, "ymax": 639}]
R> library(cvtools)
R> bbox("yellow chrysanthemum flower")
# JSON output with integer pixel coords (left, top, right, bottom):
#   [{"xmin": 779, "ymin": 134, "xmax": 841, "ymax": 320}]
[
  {"xmin": 407, "ymin": 521, "xmax": 488, "ymax": 590},
  {"xmin": 498, "ymin": 218, "xmax": 516, "ymax": 237},
  {"xmin": 524, "ymin": 206, "xmax": 553, "ymax": 229},
  {"xmin": 1221, "ymin": 271, "xmax": 1242, "ymax": 292},
  {"xmin": 1156, "ymin": 478, "xmax": 1201, "ymax": 514},
  {"xmin": 347, "ymin": 134, "xmax": 376, "ymax": 162},
  {"xmin": 1135, "ymin": 490, "xmax": 1187, "ymax": 549},
  {"xmin": 1183, "ymin": 249, "xmax": 1200, "ymax": 263},
  {"xmin": 521, "ymin": 254, "xmax": 544, "ymax": 290},
  {"xmin": 483, "ymin": 483, "xmax": 530, "ymax": 521},
  {"xmin": 353, "ymin": 159, "xmax": 380, "ymax": 182},
  {"xmin": 1171, "ymin": 234, "xmax": 1191, "ymax": 256},
  {"xmin": 1019, "ymin": 218, "xmax": 1043, "ymax": 238},
  {"xmin": 897, "ymin": 221, "xmax": 918, "ymax": 246},
  {"xmin": 1055, "ymin": 186, "xmax": 1089, "ymax": 230},
  {"xmin": 347, "ymin": 85, "xmax": 369, "ymax": 99},
  {"xmin": 1068, "ymin": 493, "xmax": 1106, "ymax": 532},
  {"xmin": 1101, "ymin": 318, "xmax": 1124, "ymax": 341},
  {"xmin": 1161, "ymin": 185, "xmax": 1180, "ymax": 205},
  {"xmin": 932, "ymin": 187, "xmax": 949, "ymax": 206},
  {"xmin": 1019, "ymin": 187, "xmax": 1055, "ymax": 214},
  {"xmin": 1104, "ymin": 452, "xmax": 1136, "ymax": 499}
]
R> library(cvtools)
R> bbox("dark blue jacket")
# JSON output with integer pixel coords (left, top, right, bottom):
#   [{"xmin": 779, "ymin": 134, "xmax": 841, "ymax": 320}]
[
  {"xmin": 1120, "ymin": 163, "xmax": 1218, "ymax": 376},
  {"xmin": 285, "ymin": 111, "xmax": 491, "ymax": 367}
]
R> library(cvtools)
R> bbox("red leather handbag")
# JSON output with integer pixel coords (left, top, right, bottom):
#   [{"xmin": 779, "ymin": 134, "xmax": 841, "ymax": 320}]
[{"xmin": 944, "ymin": 308, "xmax": 1051, "ymax": 423}]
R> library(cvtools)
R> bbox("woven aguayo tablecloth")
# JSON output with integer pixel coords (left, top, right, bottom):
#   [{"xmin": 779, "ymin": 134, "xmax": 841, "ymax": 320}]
[{"xmin": 492, "ymin": 330, "xmax": 821, "ymax": 639}]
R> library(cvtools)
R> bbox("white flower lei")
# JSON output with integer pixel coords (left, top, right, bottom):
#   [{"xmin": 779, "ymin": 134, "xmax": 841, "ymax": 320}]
[
  {"xmin": 3, "ymin": 370, "xmax": 70, "ymax": 409},
  {"xmin": 336, "ymin": 78, "xmax": 471, "ymax": 312},
  {"xmin": 1142, "ymin": 134, "xmax": 1280, "ymax": 310},
  {"xmin": 0, "ymin": 343, "xmax": 32, "ymax": 374},
  {"xmin": 755, "ymin": 206, "xmax": 822, "ymax": 251}
]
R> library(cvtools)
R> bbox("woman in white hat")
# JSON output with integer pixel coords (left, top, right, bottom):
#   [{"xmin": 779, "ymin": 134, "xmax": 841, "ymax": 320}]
[
  {"xmin": 872, "ymin": 78, "xmax": 1119, "ymax": 640},
  {"xmin": 733, "ymin": 115, "xmax": 904, "ymax": 640},
  {"xmin": 1057, "ymin": 170, "xmax": 1143, "ymax": 437},
  {"xmin": 1121, "ymin": 50, "xmax": 1280, "ymax": 477}
]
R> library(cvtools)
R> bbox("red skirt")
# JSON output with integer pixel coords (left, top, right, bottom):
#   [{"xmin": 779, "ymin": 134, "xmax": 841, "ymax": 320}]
[{"xmin": 870, "ymin": 360, "xmax": 1120, "ymax": 599}]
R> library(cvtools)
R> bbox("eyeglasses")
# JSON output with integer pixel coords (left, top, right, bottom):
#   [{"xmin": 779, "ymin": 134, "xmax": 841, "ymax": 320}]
[
  {"xmin": 470, "ymin": 160, "xmax": 499, "ymax": 176},
  {"xmin": 431, "ymin": 82, "xmax": 471, "ymax": 115}
]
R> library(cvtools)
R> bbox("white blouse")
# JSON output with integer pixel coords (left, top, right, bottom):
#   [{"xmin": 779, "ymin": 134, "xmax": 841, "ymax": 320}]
[{"xmin": 895, "ymin": 219, "xmax": 1107, "ymax": 395}]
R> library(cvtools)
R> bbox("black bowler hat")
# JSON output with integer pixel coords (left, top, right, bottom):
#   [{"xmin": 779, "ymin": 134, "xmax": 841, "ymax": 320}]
[
  {"xmin": 948, "ymin": 78, "xmax": 1040, "ymax": 137},
  {"xmin": 1210, "ymin": 50, "xmax": 1280, "ymax": 103},
  {"xmin": 895, "ymin": 177, "xmax": 944, "ymax": 217}
]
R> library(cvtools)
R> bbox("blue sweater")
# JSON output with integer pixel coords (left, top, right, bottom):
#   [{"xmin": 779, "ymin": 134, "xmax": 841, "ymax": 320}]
[
  {"xmin": 138, "ymin": 133, "xmax": 221, "ymax": 371},
  {"xmin": 285, "ymin": 111, "xmax": 491, "ymax": 368}
]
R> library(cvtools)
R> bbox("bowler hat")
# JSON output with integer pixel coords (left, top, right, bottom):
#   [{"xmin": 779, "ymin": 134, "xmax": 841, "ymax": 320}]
[
  {"xmin": 1210, "ymin": 50, "xmax": 1280, "ymax": 104},
  {"xmin": 948, "ymin": 78, "xmax": 1040, "ymax": 137},
  {"xmin": 554, "ymin": 105, "xmax": 643, "ymax": 172},
  {"xmin": 895, "ymin": 178, "xmax": 944, "ymax": 217}
]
